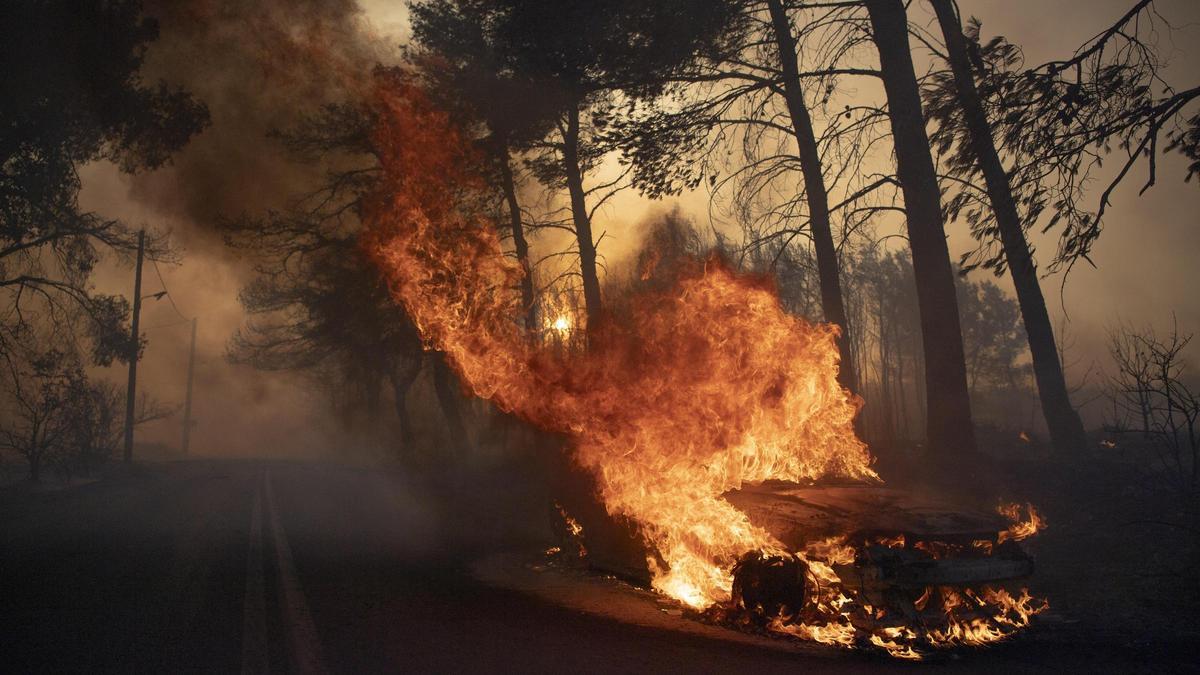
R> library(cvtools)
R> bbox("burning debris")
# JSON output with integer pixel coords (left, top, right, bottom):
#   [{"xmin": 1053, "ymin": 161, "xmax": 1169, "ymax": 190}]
[
  {"xmin": 997, "ymin": 502, "xmax": 1045, "ymax": 544},
  {"xmin": 362, "ymin": 77, "xmax": 1046, "ymax": 658},
  {"xmin": 702, "ymin": 486, "xmax": 1046, "ymax": 657},
  {"xmin": 549, "ymin": 501, "xmax": 587, "ymax": 560}
]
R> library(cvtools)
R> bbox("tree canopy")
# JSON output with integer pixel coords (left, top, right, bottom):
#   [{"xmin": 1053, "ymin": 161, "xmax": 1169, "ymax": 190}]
[{"xmin": 0, "ymin": 0, "xmax": 209, "ymax": 361}]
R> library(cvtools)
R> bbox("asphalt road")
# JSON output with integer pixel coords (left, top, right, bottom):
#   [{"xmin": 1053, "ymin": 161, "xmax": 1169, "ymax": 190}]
[{"xmin": 0, "ymin": 460, "xmax": 1194, "ymax": 673}]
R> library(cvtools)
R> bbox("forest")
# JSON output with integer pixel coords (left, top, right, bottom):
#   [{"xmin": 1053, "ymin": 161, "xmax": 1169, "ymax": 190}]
[
  {"xmin": 229, "ymin": 0, "xmax": 1200, "ymax": 491},
  {"xmin": 2, "ymin": 0, "xmax": 1199, "ymax": 667}
]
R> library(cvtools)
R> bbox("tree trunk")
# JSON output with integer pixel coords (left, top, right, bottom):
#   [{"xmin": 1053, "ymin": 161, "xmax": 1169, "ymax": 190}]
[
  {"xmin": 496, "ymin": 138, "xmax": 537, "ymax": 330},
  {"xmin": 766, "ymin": 0, "xmax": 861, "ymax": 405},
  {"xmin": 896, "ymin": 331, "xmax": 910, "ymax": 440},
  {"xmin": 430, "ymin": 352, "xmax": 470, "ymax": 459},
  {"xmin": 866, "ymin": 0, "xmax": 978, "ymax": 458},
  {"xmin": 561, "ymin": 106, "xmax": 603, "ymax": 331},
  {"xmin": 931, "ymin": 0, "xmax": 1089, "ymax": 454},
  {"xmin": 878, "ymin": 306, "xmax": 895, "ymax": 441},
  {"xmin": 389, "ymin": 357, "xmax": 422, "ymax": 450}
]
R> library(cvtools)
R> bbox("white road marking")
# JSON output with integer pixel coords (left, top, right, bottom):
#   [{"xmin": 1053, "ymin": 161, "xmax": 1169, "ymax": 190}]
[
  {"xmin": 241, "ymin": 481, "xmax": 269, "ymax": 674},
  {"xmin": 264, "ymin": 469, "xmax": 328, "ymax": 675}
]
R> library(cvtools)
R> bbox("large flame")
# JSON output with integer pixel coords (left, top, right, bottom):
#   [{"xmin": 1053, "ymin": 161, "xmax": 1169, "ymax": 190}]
[
  {"xmin": 361, "ymin": 75, "xmax": 1041, "ymax": 656},
  {"xmin": 362, "ymin": 75, "xmax": 874, "ymax": 609}
]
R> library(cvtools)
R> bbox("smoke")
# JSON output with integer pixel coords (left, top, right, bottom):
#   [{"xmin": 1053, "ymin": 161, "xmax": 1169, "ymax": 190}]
[
  {"xmin": 78, "ymin": 0, "xmax": 406, "ymax": 459},
  {"xmin": 129, "ymin": 0, "xmax": 391, "ymax": 241},
  {"xmin": 72, "ymin": 0, "xmax": 1200, "ymax": 460}
]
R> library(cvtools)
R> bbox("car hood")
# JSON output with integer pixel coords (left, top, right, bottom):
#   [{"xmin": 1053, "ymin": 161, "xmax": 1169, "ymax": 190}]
[{"xmin": 724, "ymin": 481, "xmax": 1008, "ymax": 550}]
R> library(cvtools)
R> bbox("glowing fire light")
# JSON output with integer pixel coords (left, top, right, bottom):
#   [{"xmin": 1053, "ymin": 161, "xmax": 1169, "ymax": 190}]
[
  {"xmin": 363, "ymin": 75, "xmax": 874, "ymax": 607},
  {"xmin": 997, "ymin": 502, "xmax": 1046, "ymax": 543},
  {"xmin": 361, "ymin": 75, "xmax": 1044, "ymax": 658}
]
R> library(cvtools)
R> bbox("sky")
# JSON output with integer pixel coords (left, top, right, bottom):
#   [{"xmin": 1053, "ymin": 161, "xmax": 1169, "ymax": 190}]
[
  {"xmin": 948, "ymin": 0, "xmax": 1200, "ymax": 376},
  {"xmin": 78, "ymin": 0, "xmax": 1200, "ymax": 457}
]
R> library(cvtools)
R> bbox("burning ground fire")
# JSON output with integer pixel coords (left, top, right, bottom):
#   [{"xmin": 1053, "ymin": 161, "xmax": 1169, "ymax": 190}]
[{"xmin": 362, "ymin": 76, "xmax": 1045, "ymax": 658}]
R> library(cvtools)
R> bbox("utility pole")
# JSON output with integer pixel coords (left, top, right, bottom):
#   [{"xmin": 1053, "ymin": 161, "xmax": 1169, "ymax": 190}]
[
  {"xmin": 181, "ymin": 317, "xmax": 197, "ymax": 455},
  {"xmin": 123, "ymin": 229, "xmax": 145, "ymax": 464}
]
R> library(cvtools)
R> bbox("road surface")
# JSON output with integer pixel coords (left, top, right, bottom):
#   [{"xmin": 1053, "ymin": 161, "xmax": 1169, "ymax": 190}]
[{"xmin": 0, "ymin": 460, "xmax": 1192, "ymax": 673}]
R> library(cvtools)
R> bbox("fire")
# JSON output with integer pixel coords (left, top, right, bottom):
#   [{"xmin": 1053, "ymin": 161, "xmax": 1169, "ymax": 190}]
[
  {"xmin": 557, "ymin": 502, "xmax": 584, "ymax": 539},
  {"xmin": 363, "ymin": 74, "xmax": 873, "ymax": 610},
  {"xmin": 997, "ymin": 502, "xmax": 1046, "ymax": 543},
  {"xmin": 361, "ymin": 75, "xmax": 1043, "ymax": 657},
  {"xmin": 552, "ymin": 502, "xmax": 587, "ymax": 559},
  {"xmin": 925, "ymin": 587, "xmax": 1046, "ymax": 646}
]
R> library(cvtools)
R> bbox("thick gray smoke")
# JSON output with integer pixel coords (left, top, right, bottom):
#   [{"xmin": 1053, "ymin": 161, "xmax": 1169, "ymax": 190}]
[{"xmin": 80, "ymin": 0, "xmax": 404, "ymax": 459}]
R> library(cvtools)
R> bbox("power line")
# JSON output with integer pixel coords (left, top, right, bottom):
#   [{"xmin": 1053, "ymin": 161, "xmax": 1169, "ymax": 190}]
[{"xmin": 151, "ymin": 258, "xmax": 190, "ymax": 322}]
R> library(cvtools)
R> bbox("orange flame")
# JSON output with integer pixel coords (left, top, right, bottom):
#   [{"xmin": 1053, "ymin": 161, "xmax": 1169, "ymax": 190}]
[
  {"xmin": 553, "ymin": 502, "xmax": 587, "ymax": 559},
  {"xmin": 363, "ymin": 75, "xmax": 874, "ymax": 610},
  {"xmin": 997, "ymin": 502, "xmax": 1046, "ymax": 543},
  {"xmin": 361, "ymin": 76, "xmax": 1043, "ymax": 657}
]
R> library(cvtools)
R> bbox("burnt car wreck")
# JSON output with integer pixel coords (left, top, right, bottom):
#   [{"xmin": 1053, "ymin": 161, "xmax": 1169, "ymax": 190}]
[
  {"xmin": 553, "ymin": 477, "xmax": 1044, "ymax": 654},
  {"xmin": 726, "ymin": 482, "xmax": 1038, "ymax": 635}
]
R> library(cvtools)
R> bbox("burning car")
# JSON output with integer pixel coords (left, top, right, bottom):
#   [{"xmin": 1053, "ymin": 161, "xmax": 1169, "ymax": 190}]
[
  {"xmin": 551, "ymin": 477, "xmax": 1046, "ymax": 658},
  {"xmin": 727, "ymin": 483, "xmax": 1044, "ymax": 648}
]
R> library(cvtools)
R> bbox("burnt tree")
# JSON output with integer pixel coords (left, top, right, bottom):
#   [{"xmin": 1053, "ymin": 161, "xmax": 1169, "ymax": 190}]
[
  {"xmin": 408, "ymin": 0, "xmax": 554, "ymax": 330},
  {"xmin": 866, "ymin": 0, "xmax": 977, "ymax": 457},
  {"xmin": 929, "ymin": 0, "xmax": 1087, "ymax": 454},
  {"xmin": 765, "ymin": 0, "xmax": 860, "ymax": 398},
  {"xmin": 495, "ymin": 0, "xmax": 739, "ymax": 333}
]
